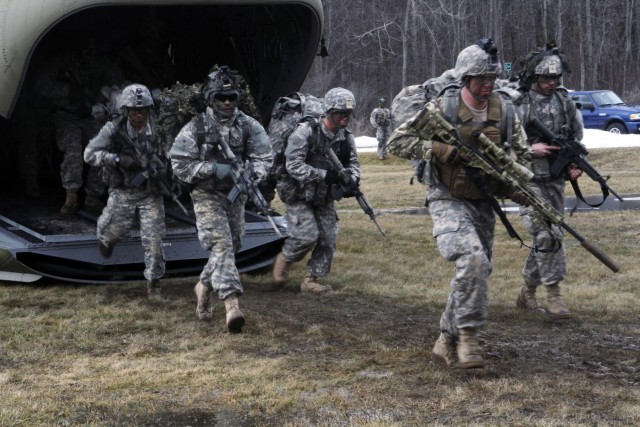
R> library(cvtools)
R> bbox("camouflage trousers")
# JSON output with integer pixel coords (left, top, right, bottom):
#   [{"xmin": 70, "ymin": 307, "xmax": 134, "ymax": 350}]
[
  {"xmin": 191, "ymin": 188, "xmax": 246, "ymax": 300},
  {"xmin": 520, "ymin": 178, "xmax": 567, "ymax": 287},
  {"xmin": 97, "ymin": 187, "xmax": 166, "ymax": 281},
  {"xmin": 376, "ymin": 127, "xmax": 389, "ymax": 157},
  {"xmin": 55, "ymin": 111, "xmax": 105, "ymax": 197},
  {"xmin": 429, "ymin": 197, "xmax": 495, "ymax": 337},
  {"xmin": 281, "ymin": 200, "xmax": 338, "ymax": 278}
]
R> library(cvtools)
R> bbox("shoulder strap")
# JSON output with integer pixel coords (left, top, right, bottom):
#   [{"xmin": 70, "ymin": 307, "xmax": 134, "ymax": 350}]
[
  {"xmin": 442, "ymin": 88, "xmax": 461, "ymax": 124},
  {"xmin": 195, "ymin": 114, "xmax": 206, "ymax": 146}
]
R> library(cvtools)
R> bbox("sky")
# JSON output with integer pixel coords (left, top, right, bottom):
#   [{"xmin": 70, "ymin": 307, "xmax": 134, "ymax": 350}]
[{"xmin": 355, "ymin": 129, "xmax": 640, "ymax": 153}]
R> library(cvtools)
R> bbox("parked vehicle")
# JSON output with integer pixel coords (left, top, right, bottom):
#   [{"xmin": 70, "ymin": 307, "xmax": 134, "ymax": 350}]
[{"xmin": 570, "ymin": 90, "xmax": 640, "ymax": 134}]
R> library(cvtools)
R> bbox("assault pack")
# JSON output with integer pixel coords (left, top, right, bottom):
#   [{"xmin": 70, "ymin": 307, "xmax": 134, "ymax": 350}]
[{"xmin": 266, "ymin": 92, "xmax": 325, "ymax": 178}]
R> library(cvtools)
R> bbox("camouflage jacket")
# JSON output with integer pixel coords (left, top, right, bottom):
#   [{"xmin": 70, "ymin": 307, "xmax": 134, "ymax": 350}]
[{"xmin": 169, "ymin": 107, "xmax": 272, "ymax": 193}]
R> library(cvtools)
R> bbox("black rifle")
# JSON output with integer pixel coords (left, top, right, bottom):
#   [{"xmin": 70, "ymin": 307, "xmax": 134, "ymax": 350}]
[
  {"xmin": 527, "ymin": 117, "xmax": 624, "ymax": 208},
  {"xmin": 216, "ymin": 137, "xmax": 284, "ymax": 238},
  {"xmin": 117, "ymin": 128, "xmax": 189, "ymax": 216},
  {"xmin": 323, "ymin": 148, "xmax": 387, "ymax": 237}
]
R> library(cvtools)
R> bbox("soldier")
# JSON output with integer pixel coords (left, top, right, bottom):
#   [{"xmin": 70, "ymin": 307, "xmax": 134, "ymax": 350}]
[
  {"xmin": 39, "ymin": 42, "xmax": 126, "ymax": 214},
  {"xmin": 84, "ymin": 83, "xmax": 168, "ymax": 298},
  {"xmin": 514, "ymin": 45, "xmax": 583, "ymax": 319},
  {"xmin": 169, "ymin": 66, "xmax": 272, "ymax": 333},
  {"xmin": 271, "ymin": 88, "xmax": 361, "ymax": 294},
  {"xmin": 370, "ymin": 98, "xmax": 392, "ymax": 160},
  {"xmin": 387, "ymin": 39, "xmax": 532, "ymax": 369}
]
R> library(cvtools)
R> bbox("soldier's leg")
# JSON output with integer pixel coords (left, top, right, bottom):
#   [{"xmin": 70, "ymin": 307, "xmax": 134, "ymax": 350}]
[
  {"xmin": 96, "ymin": 189, "xmax": 137, "ymax": 249},
  {"xmin": 281, "ymin": 201, "xmax": 320, "ymax": 263}
]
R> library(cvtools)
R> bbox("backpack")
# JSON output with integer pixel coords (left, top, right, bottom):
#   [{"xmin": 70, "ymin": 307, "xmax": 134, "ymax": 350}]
[{"xmin": 267, "ymin": 92, "xmax": 325, "ymax": 177}]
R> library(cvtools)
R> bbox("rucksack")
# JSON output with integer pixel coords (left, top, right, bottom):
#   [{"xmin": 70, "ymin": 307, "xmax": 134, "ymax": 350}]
[
  {"xmin": 267, "ymin": 92, "xmax": 325, "ymax": 177},
  {"xmin": 390, "ymin": 83, "xmax": 428, "ymax": 131}
]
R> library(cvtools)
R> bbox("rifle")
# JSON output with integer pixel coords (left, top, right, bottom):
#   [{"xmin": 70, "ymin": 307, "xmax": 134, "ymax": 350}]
[
  {"xmin": 117, "ymin": 128, "xmax": 190, "ymax": 216},
  {"xmin": 410, "ymin": 107, "xmax": 620, "ymax": 273},
  {"xmin": 527, "ymin": 117, "xmax": 623, "ymax": 208},
  {"xmin": 323, "ymin": 148, "xmax": 387, "ymax": 237},
  {"xmin": 216, "ymin": 137, "xmax": 284, "ymax": 238}
]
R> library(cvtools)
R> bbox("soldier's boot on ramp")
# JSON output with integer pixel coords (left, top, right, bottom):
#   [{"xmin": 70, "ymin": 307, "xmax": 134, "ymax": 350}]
[
  {"xmin": 546, "ymin": 283, "xmax": 572, "ymax": 320},
  {"xmin": 516, "ymin": 285, "xmax": 547, "ymax": 315},
  {"xmin": 456, "ymin": 328, "xmax": 485, "ymax": 369},
  {"xmin": 271, "ymin": 252, "xmax": 290, "ymax": 289},
  {"xmin": 60, "ymin": 190, "xmax": 78, "ymax": 214},
  {"xmin": 431, "ymin": 332, "xmax": 457, "ymax": 367},
  {"xmin": 224, "ymin": 294, "xmax": 245, "ymax": 333},
  {"xmin": 301, "ymin": 273, "xmax": 331, "ymax": 294},
  {"xmin": 147, "ymin": 279, "xmax": 163, "ymax": 299},
  {"xmin": 194, "ymin": 281, "xmax": 214, "ymax": 320}
]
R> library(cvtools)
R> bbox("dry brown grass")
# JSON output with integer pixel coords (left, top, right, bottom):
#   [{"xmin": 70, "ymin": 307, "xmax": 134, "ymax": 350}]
[{"xmin": 0, "ymin": 150, "xmax": 639, "ymax": 426}]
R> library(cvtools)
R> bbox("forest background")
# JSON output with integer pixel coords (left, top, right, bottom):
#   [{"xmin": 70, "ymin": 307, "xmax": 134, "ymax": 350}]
[{"xmin": 301, "ymin": 0, "xmax": 640, "ymax": 136}]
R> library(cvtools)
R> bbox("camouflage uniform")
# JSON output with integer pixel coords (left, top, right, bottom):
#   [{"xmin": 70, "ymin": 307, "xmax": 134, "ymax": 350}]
[
  {"xmin": 83, "ymin": 84, "xmax": 167, "ymax": 285},
  {"xmin": 388, "ymin": 41, "xmax": 531, "ymax": 368},
  {"xmin": 516, "ymin": 49, "xmax": 584, "ymax": 318},
  {"xmin": 169, "ymin": 109, "xmax": 271, "ymax": 300},
  {"xmin": 275, "ymin": 88, "xmax": 361, "ymax": 287},
  {"xmin": 369, "ymin": 101, "xmax": 391, "ymax": 159}
]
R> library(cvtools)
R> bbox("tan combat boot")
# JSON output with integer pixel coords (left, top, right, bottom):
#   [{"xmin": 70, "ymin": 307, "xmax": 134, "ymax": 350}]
[
  {"xmin": 224, "ymin": 294, "xmax": 245, "ymax": 333},
  {"xmin": 546, "ymin": 283, "xmax": 572, "ymax": 320},
  {"xmin": 431, "ymin": 332, "xmax": 457, "ymax": 367},
  {"xmin": 271, "ymin": 252, "xmax": 290, "ymax": 289},
  {"xmin": 60, "ymin": 190, "xmax": 78, "ymax": 214},
  {"xmin": 194, "ymin": 281, "xmax": 214, "ymax": 320},
  {"xmin": 456, "ymin": 328, "xmax": 485, "ymax": 369},
  {"xmin": 147, "ymin": 279, "xmax": 163, "ymax": 299},
  {"xmin": 516, "ymin": 285, "xmax": 547, "ymax": 314},
  {"xmin": 84, "ymin": 195, "xmax": 105, "ymax": 215},
  {"xmin": 300, "ymin": 272, "xmax": 331, "ymax": 294}
]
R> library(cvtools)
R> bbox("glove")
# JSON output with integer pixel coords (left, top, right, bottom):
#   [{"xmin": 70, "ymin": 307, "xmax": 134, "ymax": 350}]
[
  {"xmin": 431, "ymin": 141, "xmax": 461, "ymax": 164},
  {"xmin": 116, "ymin": 154, "xmax": 139, "ymax": 171},
  {"xmin": 324, "ymin": 169, "xmax": 340, "ymax": 185},
  {"xmin": 510, "ymin": 190, "xmax": 531, "ymax": 207},
  {"xmin": 207, "ymin": 162, "xmax": 231, "ymax": 181}
]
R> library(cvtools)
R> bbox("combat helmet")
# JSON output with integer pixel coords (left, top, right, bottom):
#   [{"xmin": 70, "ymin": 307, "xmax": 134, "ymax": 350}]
[
  {"xmin": 118, "ymin": 84, "xmax": 154, "ymax": 109},
  {"xmin": 454, "ymin": 38, "xmax": 501, "ymax": 81},
  {"xmin": 203, "ymin": 65, "xmax": 240, "ymax": 105},
  {"xmin": 324, "ymin": 87, "xmax": 356, "ymax": 115},
  {"xmin": 378, "ymin": 97, "xmax": 386, "ymax": 105},
  {"xmin": 518, "ymin": 43, "xmax": 571, "ymax": 88}
]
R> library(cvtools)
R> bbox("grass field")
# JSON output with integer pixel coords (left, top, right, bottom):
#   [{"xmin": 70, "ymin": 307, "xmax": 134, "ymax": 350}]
[{"xmin": 1, "ymin": 150, "xmax": 639, "ymax": 426}]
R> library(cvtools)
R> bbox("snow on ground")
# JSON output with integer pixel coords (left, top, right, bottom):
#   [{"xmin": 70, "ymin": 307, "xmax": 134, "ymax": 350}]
[{"xmin": 355, "ymin": 129, "xmax": 640, "ymax": 153}]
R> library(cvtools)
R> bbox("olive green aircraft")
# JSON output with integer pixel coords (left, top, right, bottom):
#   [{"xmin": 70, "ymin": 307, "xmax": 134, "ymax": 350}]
[{"xmin": 0, "ymin": 0, "xmax": 324, "ymax": 283}]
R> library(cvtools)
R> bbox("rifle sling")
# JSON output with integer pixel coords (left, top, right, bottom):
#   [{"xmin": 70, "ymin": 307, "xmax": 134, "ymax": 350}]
[{"xmin": 568, "ymin": 178, "xmax": 607, "ymax": 215}]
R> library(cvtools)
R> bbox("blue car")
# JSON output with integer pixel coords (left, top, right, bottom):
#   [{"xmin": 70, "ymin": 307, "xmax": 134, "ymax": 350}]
[{"xmin": 570, "ymin": 90, "xmax": 640, "ymax": 134}]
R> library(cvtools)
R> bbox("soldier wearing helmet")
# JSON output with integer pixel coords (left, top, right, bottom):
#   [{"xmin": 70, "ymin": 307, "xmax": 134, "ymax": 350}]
[
  {"xmin": 387, "ymin": 39, "xmax": 532, "ymax": 370},
  {"xmin": 271, "ymin": 87, "xmax": 361, "ymax": 294},
  {"xmin": 369, "ymin": 96, "xmax": 392, "ymax": 160},
  {"xmin": 514, "ymin": 44, "xmax": 584, "ymax": 320},
  {"xmin": 84, "ymin": 83, "xmax": 169, "ymax": 298},
  {"xmin": 169, "ymin": 66, "xmax": 272, "ymax": 333}
]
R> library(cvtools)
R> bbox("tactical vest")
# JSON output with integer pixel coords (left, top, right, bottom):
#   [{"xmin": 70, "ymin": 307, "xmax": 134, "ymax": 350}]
[
  {"xmin": 193, "ymin": 110, "xmax": 250, "ymax": 192},
  {"xmin": 434, "ymin": 89, "xmax": 513, "ymax": 199},
  {"xmin": 104, "ymin": 117, "xmax": 164, "ymax": 194},
  {"xmin": 519, "ymin": 88, "xmax": 576, "ymax": 179}
]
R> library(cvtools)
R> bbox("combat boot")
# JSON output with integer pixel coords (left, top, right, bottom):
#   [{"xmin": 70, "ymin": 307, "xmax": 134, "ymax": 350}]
[
  {"xmin": 431, "ymin": 332, "xmax": 457, "ymax": 367},
  {"xmin": 516, "ymin": 285, "xmax": 547, "ymax": 314},
  {"xmin": 300, "ymin": 273, "xmax": 331, "ymax": 294},
  {"xmin": 194, "ymin": 281, "xmax": 214, "ymax": 320},
  {"xmin": 456, "ymin": 328, "xmax": 485, "ymax": 369},
  {"xmin": 224, "ymin": 294, "xmax": 245, "ymax": 333},
  {"xmin": 147, "ymin": 279, "xmax": 163, "ymax": 299},
  {"xmin": 98, "ymin": 240, "xmax": 113, "ymax": 258},
  {"xmin": 546, "ymin": 283, "xmax": 572, "ymax": 320},
  {"xmin": 84, "ymin": 195, "xmax": 105, "ymax": 215},
  {"xmin": 271, "ymin": 252, "xmax": 290, "ymax": 289},
  {"xmin": 60, "ymin": 190, "xmax": 78, "ymax": 214}
]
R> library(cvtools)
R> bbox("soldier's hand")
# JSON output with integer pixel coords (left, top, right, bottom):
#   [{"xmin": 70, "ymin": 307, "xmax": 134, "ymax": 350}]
[
  {"xmin": 324, "ymin": 169, "xmax": 340, "ymax": 185},
  {"xmin": 116, "ymin": 154, "xmax": 139, "ymax": 171},
  {"xmin": 510, "ymin": 190, "xmax": 531, "ymax": 207},
  {"xmin": 431, "ymin": 141, "xmax": 462, "ymax": 164}
]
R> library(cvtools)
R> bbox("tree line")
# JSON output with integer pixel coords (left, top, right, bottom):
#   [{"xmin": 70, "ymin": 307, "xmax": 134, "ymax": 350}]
[{"xmin": 301, "ymin": 0, "xmax": 640, "ymax": 135}]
